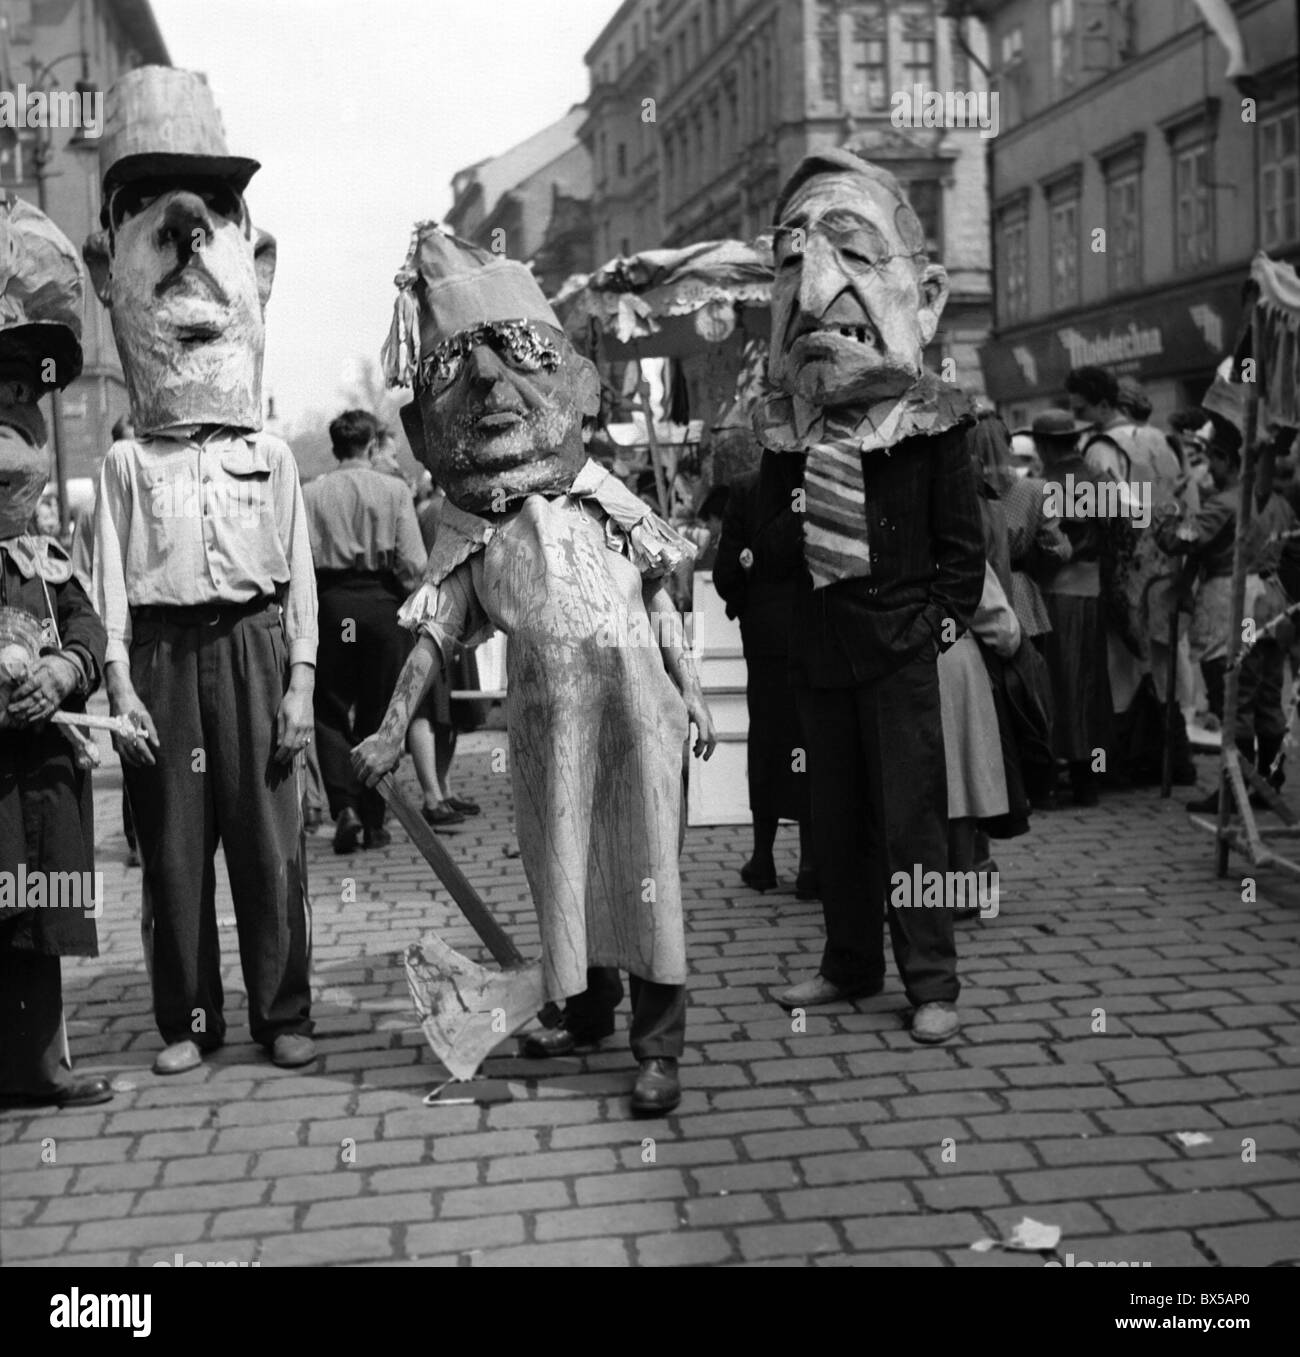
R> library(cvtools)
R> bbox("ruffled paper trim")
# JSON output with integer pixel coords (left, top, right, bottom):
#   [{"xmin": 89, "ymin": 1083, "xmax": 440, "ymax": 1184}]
[
  {"xmin": 0, "ymin": 534, "xmax": 73, "ymax": 584},
  {"xmin": 396, "ymin": 579, "xmax": 495, "ymax": 653},
  {"xmin": 755, "ymin": 370, "xmax": 975, "ymax": 454}
]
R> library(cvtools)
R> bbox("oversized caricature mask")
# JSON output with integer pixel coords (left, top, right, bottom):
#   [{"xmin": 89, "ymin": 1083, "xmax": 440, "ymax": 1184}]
[
  {"xmin": 383, "ymin": 226, "xmax": 599, "ymax": 513},
  {"xmin": 769, "ymin": 150, "xmax": 949, "ymax": 408},
  {"xmin": 82, "ymin": 67, "xmax": 274, "ymax": 434},
  {"xmin": 0, "ymin": 194, "xmax": 81, "ymax": 536}
]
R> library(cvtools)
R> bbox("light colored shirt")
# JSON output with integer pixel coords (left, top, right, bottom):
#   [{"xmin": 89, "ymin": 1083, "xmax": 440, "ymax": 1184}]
[
  {"xmin": 302, "ymin": 460, "xmax": 426, "ymax": 591},
  {"xmin": 93, "ymin": 429, "xmax": 318, "ymax": 668}
]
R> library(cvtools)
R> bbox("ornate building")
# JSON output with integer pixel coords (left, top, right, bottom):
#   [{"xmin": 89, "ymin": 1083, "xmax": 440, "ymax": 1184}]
[{"xmin": 584, "ymin": 0, "xmax": 993, "ymax": 394}]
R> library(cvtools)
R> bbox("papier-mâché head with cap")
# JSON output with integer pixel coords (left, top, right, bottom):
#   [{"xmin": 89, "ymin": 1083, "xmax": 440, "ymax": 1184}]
[
  {"xmin": 0, "ymin": 194, "xmax": 83, "ymax": 538},
  {"xmin": 382, "ymin": 224, "xmax": 599, "ymax": 513},
  {"xmin": 769, "ymin": 148, "xmax": 949, "ymax": 407},
  {"xmin": 83, "ymin": 67, "xmax": 275, "ymax": 434}
]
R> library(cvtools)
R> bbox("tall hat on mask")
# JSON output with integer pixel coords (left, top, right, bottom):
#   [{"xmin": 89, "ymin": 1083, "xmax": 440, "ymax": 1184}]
[
  {"xmin": 381, "ymin": 222, "xmax": 561, "ymax": 390},
  {"xmin": 87, "ymin": 66, "xmax": 271, "ymax": 436},
  {"xmin": 97, "ymin": 66, "xmax": 260, "ymax": 220},
  {"xmin": 0, "ymin": 195, "xmax": 83, "ymax": 541}
]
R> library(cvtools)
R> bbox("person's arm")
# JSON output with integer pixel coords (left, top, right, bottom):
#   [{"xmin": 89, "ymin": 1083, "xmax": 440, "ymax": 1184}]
[
  {"xmin": 644, "ymin": 579, "xmax": 716, "ymax": 759},
  {"xmin": 923, "ymin": 428, "xmax": 986, "ymax": 649},
  {"xmin": 92, "ymin": 449, "xmax": 160, "ymax": 765},
  {"xmin": 394, "ymin": 487, "xmax": 428, "ymax": 593},
  {"xmin": 272, "ymin": 445, "xmax": 318, "ymax": 764},
  {"xmin": 1156, "ymin": 492, "xmax": 1235, "ymax": 558},
  {"xmin": 352, "ymin": 562, "xmax": 478, "ymax": 785}
]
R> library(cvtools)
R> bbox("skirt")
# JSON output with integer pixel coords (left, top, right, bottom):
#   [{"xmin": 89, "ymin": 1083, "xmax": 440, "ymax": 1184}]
[
  {"xmin": 745, "ymin": 656, "xmax": 810, "ymax": 822},
  {"xmin": 938, "ymin": 633, "xmax": 1008, "ymax": 820},
  {"xmin": 1043, "ymin": 593, "xmax": 1113, "ymax": 762}
]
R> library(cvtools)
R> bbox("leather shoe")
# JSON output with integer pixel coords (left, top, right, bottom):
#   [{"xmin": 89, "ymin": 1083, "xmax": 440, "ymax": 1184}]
[
  {"xmin": 0, "ymin": 1076, "xmax": 114, "ymax": 1109},
  {"xmin": 333, "ymin": 807, "xmax": 363, "ymax": 854},
  {"xmin": 363, "ymin": 825, "xmax": 392, "ymax": 849},
  {"xmin": 153, "ymin": 1040, "xmax": 203, "ymax": 1076},
  {"xmin": 910, "ymin": 1002, "xmax": 960, "ymax": 1044},
  {"xmin": 520, "ymin": 1024, "xmax": 610, "ymax": 1058},
  {"xmin": 445, "ymin": 795, "xmax": 481, "ymax": 816},
  {"xmin": 630, "ymin": 1057, "xmax": 681, "ymax": 1115},
  {"xmin": 775, "ymin": 974, "xmax": 883, "ymax": 1010},
  {"xmin": 270, "ymin": 1034, "xmax": 317, "ymax": 1068},
  {"xmin": 740, "ymin": 860, "xmax": 778, "ymax": 892},
  {"xmin": 422, "ymin": 802, "xmax": 466, "ymax": 827}
]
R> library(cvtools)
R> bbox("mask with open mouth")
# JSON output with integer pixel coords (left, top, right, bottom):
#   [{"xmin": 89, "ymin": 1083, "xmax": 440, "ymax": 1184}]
[{"xmin": 768, "ymin": 155, "xmax": 949, "ymax": 409}]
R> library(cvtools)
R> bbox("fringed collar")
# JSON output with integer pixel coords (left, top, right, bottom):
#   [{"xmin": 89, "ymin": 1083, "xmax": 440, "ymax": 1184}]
[
  {"xmin": 754, "ymin": 369, "xmax": 975, "ymax": 454},
  {"xmin": 0, "ymin": 533, "xmax": 73, "ymax": 584}
]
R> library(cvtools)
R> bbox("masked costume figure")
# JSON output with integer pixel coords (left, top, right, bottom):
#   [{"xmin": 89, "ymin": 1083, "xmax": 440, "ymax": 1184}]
[
  {"xmin": 0, "ymin": 195, "xmax": 111, "ymax": 1108},
  {"xmin": 86, "ymin": 68, "xmax": 318, "ymax": 1075},
  {"xmin": 759, "ymin": 150, "xmax": 985, "ymax": 1043},
  {"xmin": 354, "ymin": 225, "xmax": 716, "ymax": 1115}
]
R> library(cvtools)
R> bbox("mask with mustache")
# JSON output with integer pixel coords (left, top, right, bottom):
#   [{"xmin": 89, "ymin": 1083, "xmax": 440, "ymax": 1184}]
[{"xmin": 84, "ymin": 183, "xmax": 276, "ymax": 433}]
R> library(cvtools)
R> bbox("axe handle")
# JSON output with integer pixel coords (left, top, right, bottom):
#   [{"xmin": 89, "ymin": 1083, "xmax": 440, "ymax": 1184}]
[{"xmin": 377, "ymin": 772, "xmax": 526, "ymax": 969}]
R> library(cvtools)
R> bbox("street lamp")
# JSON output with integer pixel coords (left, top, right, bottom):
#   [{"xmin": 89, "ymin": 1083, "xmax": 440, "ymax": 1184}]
[{"xmin": 24, "ymin": 50, "xmax": 91, "ymax": 538}]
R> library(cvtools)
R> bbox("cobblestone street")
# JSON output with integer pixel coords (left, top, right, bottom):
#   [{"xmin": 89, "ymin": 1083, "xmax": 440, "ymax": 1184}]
[{"xmin": 3, "ymin": 729, "xmax": 1299, "ymax": 1268}]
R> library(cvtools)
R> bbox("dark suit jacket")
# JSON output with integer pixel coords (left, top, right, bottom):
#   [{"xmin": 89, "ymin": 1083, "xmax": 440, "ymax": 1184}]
[
  {"xmin": 757, "ymin": 421, "xmax": 986, "ymax": 687},
  {"xmin": 712, "ymin": 470, "xmax": 804, "ymax": 660}
]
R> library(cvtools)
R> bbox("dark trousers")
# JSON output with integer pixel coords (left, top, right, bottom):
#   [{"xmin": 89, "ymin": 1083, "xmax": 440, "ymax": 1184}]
[
  {"xmin": 0, "ymin": 949, "xmax": 64, "ymax": 1091},
  {"xmin": 124, "ymin": 600, "xmax": 312, "ymax": 1049},
  {"xmin": 796, "ymin": 649, "xmax": 959, "ymax": 1005},
  {"xmin": 314, "ymin": 574, "xmax": 411, "ymax": 830},
  {"xmin": 1203, "ymin": 642, "xmax": 1287, "ymax": 751},
  {"xmin": 563, "ymin": 966, "xmax": 687, "ymax": 1060}
]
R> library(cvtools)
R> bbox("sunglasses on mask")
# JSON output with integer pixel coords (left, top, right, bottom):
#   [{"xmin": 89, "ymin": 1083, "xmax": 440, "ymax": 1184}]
[{"xmin": 419, "ymin": 320, "xmax": 561, "ymax": 394}]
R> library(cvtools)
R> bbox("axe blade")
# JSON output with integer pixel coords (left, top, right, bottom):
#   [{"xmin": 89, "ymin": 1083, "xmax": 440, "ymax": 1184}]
[{"xmin": 404, "ymin": 932, "xmax": 546, "ymax": 1081}]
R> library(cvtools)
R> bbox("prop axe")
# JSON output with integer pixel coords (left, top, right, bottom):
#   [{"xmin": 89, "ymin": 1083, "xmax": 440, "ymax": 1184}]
[{"xmin": 377, "ymin": 773, "xmax": 559, "ymax": 1081}]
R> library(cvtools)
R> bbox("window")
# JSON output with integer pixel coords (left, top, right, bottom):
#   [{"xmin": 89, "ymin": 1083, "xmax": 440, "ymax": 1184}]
[
  {"xmin": 617, "ymin": 142, "xmax": 627, "ymax": 177},
  {"xmin": 598, "ymin": 132, "xmax": 607, "ymax": 182},
  {"xmin": 1260, "ymin": 106, "xmax": 1299, "ymax": 250},
  {"xmin": 707, "ymin": 0, "xmax": 718, "ymax": 45},
  {"xmin": 679, "ymin": 33, "xmax": 687, "ymax": 78},
  {"xmin": 905, "ymin": 179, "xmax": 942, "ymax": 255},
  {"xmin": 616, "ymin": 42, "xmax": 624, "ymax": 74},
  {"xmin": 621, "ymin": 236, "xmax": 630, "ymax": 255},
  {"xmin": 818, "ymin": 0, "xmax": 841, "ymax": 103},
  {"xmin": 665, "ymin": 45, "xmax": 675, "ymax": 86},
  {"xmin": 998, "ymin": 205, "xmax": 1029, "ymax": 322},
  {"xmin": 1174, "ymin": 141, "xmax": 1213, "ymax": 269},
  {"xmin": 900, "ymin": 6, "xmax": 936, "ymax": 88},
  {"xmin": 850, "ymin": 4, "xmax": 887, "ymax": 113},
  {"xmin": 0, "ymin": 132, "xmax": 35, "ymax": 185},
  {"xmin": 1049, "ymin": 193, "xmax": 1080, "ymax": 309},
  {"xmin": 1106, "ymin": 169, "xmax": 1141, "ymax": 291},
  {"xmin": 664, "ymin": 139, "xmax": 676, "ymax": 205},
  {"xmin": 1000, "ymin": 27, "xmax": 1023, "ymax": 68},
  {"xmin": 692, "ymin": 14, "xmax": 702, "ymax": 63},
  {"xmin": 1050, "ymin": 0, "xmax": 1075, "ymax": 94}
]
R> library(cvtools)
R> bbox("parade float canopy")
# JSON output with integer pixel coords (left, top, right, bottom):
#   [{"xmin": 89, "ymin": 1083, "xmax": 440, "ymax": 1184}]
[
  {"xmin": 1250, "ymin": 250, "xmax": 1300, "ymax": 429},
  {"xmin": 555, "ymin": 237, "xmax": 774, "ymax": 361}
]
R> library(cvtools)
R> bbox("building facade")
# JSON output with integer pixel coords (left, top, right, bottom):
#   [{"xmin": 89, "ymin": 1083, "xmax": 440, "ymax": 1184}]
[
  {"xmin": 1, "ymin": 0, "xmax": 170, "ymax": 488},
  {"xmin": 445, "ymin": 106, "xmax": 594, "ymax": 299},
  {"xmin": 581, "ymin": 0, "xmax": 663, "ymax": 262},
  {"xmin": 583, "ymin": 0, "xmax": 993, "ymax": 395},
  {"xmin": 974, "ymin": 0, "xmax": 1299, "ymax": 429}
]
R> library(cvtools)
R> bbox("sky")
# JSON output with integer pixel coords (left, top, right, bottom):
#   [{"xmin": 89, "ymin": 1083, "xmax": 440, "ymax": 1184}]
[{"xmin": 151, "ymin": 0, "xmax": 610, "ymax": 427}]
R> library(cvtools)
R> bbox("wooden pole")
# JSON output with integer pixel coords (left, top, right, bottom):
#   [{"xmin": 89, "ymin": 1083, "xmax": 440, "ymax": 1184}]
[{"xmin": 1216, "ymin": 304, "xmax": 1264, "ymax": 876}]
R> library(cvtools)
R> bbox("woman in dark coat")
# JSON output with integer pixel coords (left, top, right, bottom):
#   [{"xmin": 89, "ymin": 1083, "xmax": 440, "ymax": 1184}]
[
  {"xmin": 713, "ymin": 469, "xmax": 817, "ymax": 897},
  {"xmin": 1, "ymin": 414, "xmax": 112, "ymax": 1108}
]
